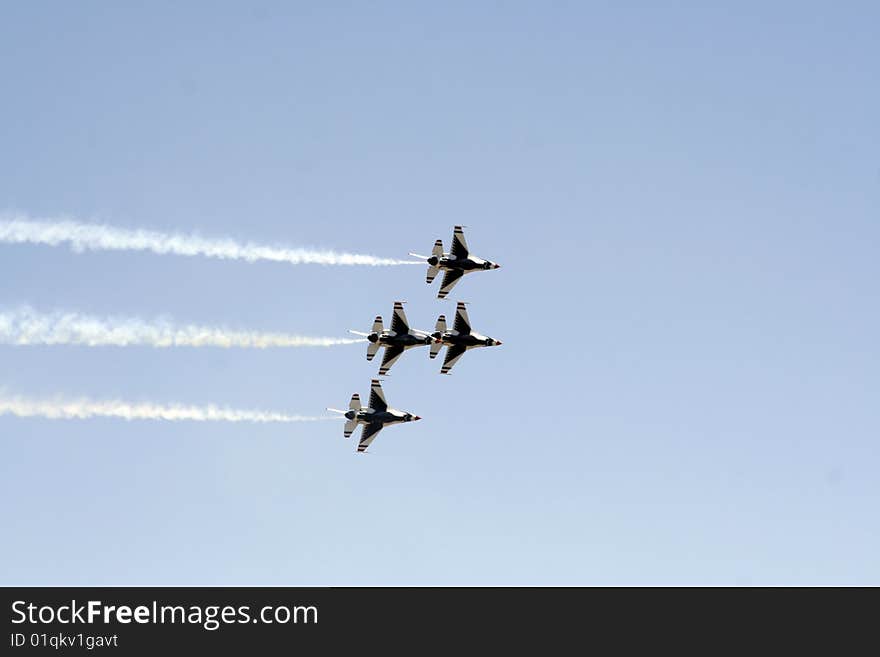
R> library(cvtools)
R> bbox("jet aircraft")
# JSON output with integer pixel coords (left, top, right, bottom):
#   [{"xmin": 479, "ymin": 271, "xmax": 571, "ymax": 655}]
[
  {"xmin": 327, "ymin": 379, "xmax": 421, "ymax": 453},
  {"xmin": 349, "ymin": 301, "xmax": 437, "ymax": 375},
  {"xmin": 431, "ymin": 302, "xmax": 502, "ymax": 374},
  {"xmin": 410, "ymin": 226, "xmax": 500, "ymax": 299}
]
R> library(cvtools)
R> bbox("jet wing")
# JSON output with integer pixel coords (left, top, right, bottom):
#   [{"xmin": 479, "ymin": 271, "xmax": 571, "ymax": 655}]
[
  {"xmin": 390, "ymin": 301, "xmax": 409, "ymax": 334},
  {"xmin": 378, "ymin": 346, "xmax": 405, "ymax": 376},
  {"xmin": 440, "ymin": 344, "xmax": 467, "ymax": 375},
  {"xmin": 450, "ymin": 226, "xmax": 469, "ymax": 259},
  {"xmin": 358, "ymin": 423, "xmax": 383, "ymax": 453},
  {"xmin": 453, "ymin": 302, "xmax": 471, "ymax": 335},
  {"xmin": 368, "ymin": 378, "xmax": 388, "ymax": 412},
  {"xmin": 437, "ymin": 269, "xmax": 463, "ymax": 299}
]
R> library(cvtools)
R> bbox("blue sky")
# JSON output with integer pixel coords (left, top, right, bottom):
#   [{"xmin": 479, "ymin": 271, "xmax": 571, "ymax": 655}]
[{"xmin": 1, "ymin": 2, "xmax": 878, "ymax": 584}]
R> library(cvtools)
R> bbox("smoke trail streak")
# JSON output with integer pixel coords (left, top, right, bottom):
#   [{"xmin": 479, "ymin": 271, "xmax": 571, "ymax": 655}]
[
  {"xmin": 0, "ymin": 393, "xmax": 332, "ymax": 423},
  {"xmin": 0, "ymin": 307, "xmax": 365, "ymax": 348},
  {"xmin": 0, "ymin": 215, "xmax": 422, "ymax": 266}
]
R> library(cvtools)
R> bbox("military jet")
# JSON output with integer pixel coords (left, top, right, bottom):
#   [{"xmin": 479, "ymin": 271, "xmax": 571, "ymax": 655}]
[
  {"xmin": 410, "ymin": 225, "xmax": 501, "ymax": 299},
  {"xmin": 349, "ymin": 301, "xmax": 438, "ymax": 375},
  {"xmin": 430, "ymin": 302, "xmax": 502, "ymax": 374},
  {"xmin": 327, "ymin": 379, "xmax": 422, "ymax": 453}
]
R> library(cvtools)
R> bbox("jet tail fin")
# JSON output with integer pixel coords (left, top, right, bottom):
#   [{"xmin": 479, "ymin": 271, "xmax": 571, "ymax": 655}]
[
  {"xmin": 430, "ymin": 314, "xmax": 446, "ymax": 359},
  {"xmin": 426, "ymin": 265, "xmax": 440, "ymax": 284},
  {"xmin": 349, "ymin": 393, "xmax": 362, "ymax": 411},
  {"xmin": 366, "ymin": 316, "xmax": 383, "ymax": 361},
  {"xmin": 343, "ymin": 419, "xmax": 358, "ymax": 438},
  {"xmin": 366, "ymin": 343, "xmax": 380, "ymax": 361},
  {"xmin": 432, "ymin": 239, "xmax": 444, "ymax": 259}
]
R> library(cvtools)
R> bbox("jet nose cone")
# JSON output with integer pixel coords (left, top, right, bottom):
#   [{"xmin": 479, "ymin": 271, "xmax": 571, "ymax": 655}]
[
  {"xmin": 493, "ymin": 263, "xmax": 501, "ymax": 269},
  {"xmin": 496, "ymin": 340, "xmax": 503, "ymax": 346},
  {"xmin": 413, "ymin": 416, "xmax": 422, "ymax": 421}
]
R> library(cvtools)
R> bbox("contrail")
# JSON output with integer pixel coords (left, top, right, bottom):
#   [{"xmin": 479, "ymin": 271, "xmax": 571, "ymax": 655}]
[
  {"xmin": 0, "ymin": 307, "xmax": 365, "ymax": 348},
  {"xmin": 0, "ymin": 393, "xmax": 332, "ymax": 423},
  {"xmin": 0, "ymin": 214, "xmax": 422, "ymax": 266}
]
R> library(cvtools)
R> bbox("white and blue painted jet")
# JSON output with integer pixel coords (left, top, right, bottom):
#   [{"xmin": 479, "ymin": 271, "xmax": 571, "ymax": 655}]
[
  {"xmin": 430, "ymin": 302, "xmax": 502, "ymax": 374},
  {"xmin": 410, "ymin": 226, "xmax": 501, "ymax": 299},
  {"xmin": 327, "ymin": 379, "xmax": 421, "ymax": 453},
  {"xmin": 349, "ymin": 301, "xmax": 438, "ymax": 375}
]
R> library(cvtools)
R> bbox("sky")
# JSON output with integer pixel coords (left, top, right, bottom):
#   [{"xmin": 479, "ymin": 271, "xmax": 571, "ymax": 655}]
[{"xmin": 1, "ymin": 2, "xmax": 878, "ymax": 585}]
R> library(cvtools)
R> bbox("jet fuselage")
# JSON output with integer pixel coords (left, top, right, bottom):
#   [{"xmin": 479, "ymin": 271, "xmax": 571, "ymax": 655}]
[
  {"xmin": 430, "ymin": 255, "xmax": 498, "ymax": 272},
  {"xmin": 371, "ymin": 330, "xmax": 434, "ymax": 348},
  {"xmin": 345, "ymin": 408, "xmax": 418, "ymax": 426},
  {"xmin": 434, "ymin": 331, "xmax": 500, "ymax": 349}
]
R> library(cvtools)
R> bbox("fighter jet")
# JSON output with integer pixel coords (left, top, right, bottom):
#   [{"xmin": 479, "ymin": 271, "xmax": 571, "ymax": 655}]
[
  {"xmin": 326, "ymin": 379, "xmax": 422, "ymax": 453},
  {"xmin": 349, "ymin": 301, "xmax": 438, "ymax": 375},
  {"xmin": 430, "ymin": 302, "xmax": 502, "ymax": 374},
  {"xmin": 410, "ymin": 225, "xmax": 500, "ymax": 299}
]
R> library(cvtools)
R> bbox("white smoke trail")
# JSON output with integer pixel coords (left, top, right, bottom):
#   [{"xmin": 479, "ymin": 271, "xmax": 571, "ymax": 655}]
[
  {"xmin": 0, "ymin": 307, "xmax": 364, "ymax": 348},
  {"xmin": 0, "ymin": 214, "xmax": 422, "ymax": 266},
  {"xmin": 0, "ymin": 393, "xmax": 332, "ymax": 423}
]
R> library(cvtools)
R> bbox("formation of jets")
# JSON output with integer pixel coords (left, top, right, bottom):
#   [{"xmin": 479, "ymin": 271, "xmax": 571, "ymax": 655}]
[
  {"xmin": 348, "ymin": 300, "xmax": 502, "ymax": 376},
  {"xmin": 329, "ymin": 226, "xmax": 502, "ymax": 453}
]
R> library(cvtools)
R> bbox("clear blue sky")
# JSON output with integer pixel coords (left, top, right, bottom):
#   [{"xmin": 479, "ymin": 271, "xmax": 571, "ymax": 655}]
[{"xmin": 1, "ymin": 2, "xmax": 878, "ymax": 585}]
